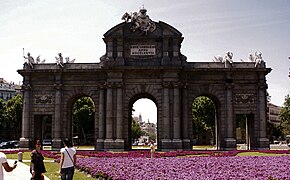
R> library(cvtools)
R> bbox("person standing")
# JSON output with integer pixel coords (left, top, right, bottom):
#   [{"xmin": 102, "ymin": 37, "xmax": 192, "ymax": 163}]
[
  {"xmin": 0, "ymin": 152, "xmax": 17, "ymax": 180},
  {"xmin": 59, "ymin": 138, "xmax": 76, "ymax": 180},
  {"xmin": 30, "ymin": 139, "xmax": 46, "ymax": 180},
  {"xmin": 150, "ymin": 141, "xmax": 155, "ymax": 158}
]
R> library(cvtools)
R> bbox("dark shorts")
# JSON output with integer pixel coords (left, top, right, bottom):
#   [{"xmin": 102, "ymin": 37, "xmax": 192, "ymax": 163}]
[{"xmin": 61, "ymin": 166, "xmax": 75, "ymax": 180}]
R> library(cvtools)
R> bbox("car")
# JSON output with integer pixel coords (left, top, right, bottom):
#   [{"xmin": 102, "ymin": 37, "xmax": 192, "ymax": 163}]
[
  {"xmin": 42, "ymin": 139, "xmax": 52, "ymax": 146},
  {"xmin": 0, "ymin": 140, "xmax": 19, "ymax": 149},
  {"xmin": 0, "ymin": 141, "xmax": 8, "ymax": 149}
]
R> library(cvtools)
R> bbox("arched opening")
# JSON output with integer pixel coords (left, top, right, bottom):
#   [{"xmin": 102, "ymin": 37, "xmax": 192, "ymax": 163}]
[
  {"xmin": 72, "ymin": 96, "xmax": 95, "ymax": 148},
  {"xmin": 129, "ymin": 97, "xmax": 157, "ymax": 150},
  {"xmin": 236, "ymin": 114, "xmax": 253, "ymax": 150},
  {"xmin": 192, "ymin": 96, "xmax": 218, "ymax": 150}
]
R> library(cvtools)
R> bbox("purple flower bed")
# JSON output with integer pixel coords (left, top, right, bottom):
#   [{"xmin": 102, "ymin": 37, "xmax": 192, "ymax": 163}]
[
  {"xmin": 2, "ymin": 149, "xmax": 289, "ymax": 179},
  {"xmin": 77, "ymin": 156, "xmax": 290, "ymax": 179}
]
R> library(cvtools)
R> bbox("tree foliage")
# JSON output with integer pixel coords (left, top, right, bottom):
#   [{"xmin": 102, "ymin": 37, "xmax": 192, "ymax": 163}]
[
  {"xmin": 4, "ymin": 94, "xmax": 23, "ymax": 128},
  {"xmin": 192, "ymin": 96, "xmax": 216, "ymax": 144},
  {"xmin": 280, "ymin": 95, "xmax": 290, "ymax": 135},
  {"xmin": 73, "ymin": 97, "xmax": 95, "ymax": 144},
  {"xmin": 131, "ymin": 118, "xmax": 144, "ymax": 142},
  {"xmin": 0, "ymin": 95, "xmax": 23, "ymax": 139}
]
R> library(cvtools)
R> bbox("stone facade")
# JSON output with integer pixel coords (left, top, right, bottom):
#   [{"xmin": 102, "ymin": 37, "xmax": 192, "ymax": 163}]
[{"xmin": 18, "ymin": 9, "xmax": 271, "ymax": 151}]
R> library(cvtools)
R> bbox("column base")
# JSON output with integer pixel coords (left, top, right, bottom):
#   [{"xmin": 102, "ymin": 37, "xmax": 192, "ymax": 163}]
[
  {"xmin": 160, "ymin": 139, "xmax": 172, "ymax": 151},
  {"xmin": 113, "ymin": 139, "xmax": 125, "ymax": 151},
  {"xmin": 52, "ymin": 138, "xmax": 62, "ymax": 151},
  {"xmin": 19, "ymin": 137, "xmax": 32, "ymax": 150},
  {"xmin": 182, "ymin": 139, "xmax": 191, "ymax": 150},
  {"xmin": 251, "ymin": 138, "xmax": 269, "ymax": 150},
  {"xmin": 222, "ymin": 138, "xmax": 237, "ymax": 150},
  {"xmin": 96, "ymin": 139, "xmax": 104, "ymax": 150},
  {"xmin": 104, "ymin": 139, "xmax": 125, "ymax": 151},
  {"xmin": 172, "ymin": 139, "xmax": 182, "ymax": 150}
]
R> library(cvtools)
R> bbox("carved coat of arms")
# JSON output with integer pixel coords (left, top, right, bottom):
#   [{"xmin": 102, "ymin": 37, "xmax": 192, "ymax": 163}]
[{"xmin": 122, "ymin": 7, "xmax": 156, "ymax": 34}]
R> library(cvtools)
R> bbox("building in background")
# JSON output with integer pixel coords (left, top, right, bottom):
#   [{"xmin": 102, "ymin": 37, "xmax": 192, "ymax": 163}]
[
  {"xmin": 133, "ymin": 114, "xmax": 157, "ymax": 144},
  {"xmin": 267, "ymin": 102, "xmax": 282, "ymax": 125},
  {"xmin": 0, "ymin": 78, "xmax": 21, "ymax": 101},
  {"xmin": 0, "ymin": 78, "xmax": 22, "ymax": 141}
]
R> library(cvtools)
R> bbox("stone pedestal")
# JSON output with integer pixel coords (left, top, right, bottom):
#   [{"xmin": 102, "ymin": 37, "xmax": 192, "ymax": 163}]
[
  {"xmin": 223, "ymin": 138, "xmax": 237, "ymax": 150},
  {"xmin": 172, "ymin": 139, "xmax": 182, "ymax": 150},
  {"xmin": 96, "ymin": 139, "xmax": 104, "ymax": 150},
  {"xmin": 182, "ymin": 139, "xmax": 191, "ymax": 150},
  {"xmin": 114, "ymin": 139, "xmax": 125, "ymax": 151},
  {"xmin": 51, "ymin": 138, "xmax": 62, "ymax": 151},
  {"xmin": 255, "ymin": 138, "xmax": 270, "ymax": 150},
  {"xmin": 160, "ymin": 139, "xmax": 172, "ymax": 151},
  {"xmin": 103, "ymin": 139, "xmax": 125, "ymax": 151},
  {"xmin": 19, "ymin": 137, "xmax": 32, "ymax": 150},
  {"xmin": 104, "ymin": 139, "xmax": 115, "ymax": 150}
]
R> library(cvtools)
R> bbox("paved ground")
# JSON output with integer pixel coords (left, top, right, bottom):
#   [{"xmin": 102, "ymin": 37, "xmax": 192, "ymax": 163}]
[{"xmin": 4, "ymin": 159, "xmax": 50, "ymax": 180}]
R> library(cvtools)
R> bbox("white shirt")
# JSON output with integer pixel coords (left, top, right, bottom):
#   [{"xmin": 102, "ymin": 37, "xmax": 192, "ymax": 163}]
[
  {"xmin": 0, "ymin": 152, "xmax": 7, "ymax": 180},
  {"xmin": 60, "ymin": 147, "xmax": 76, "ymax": 168}
]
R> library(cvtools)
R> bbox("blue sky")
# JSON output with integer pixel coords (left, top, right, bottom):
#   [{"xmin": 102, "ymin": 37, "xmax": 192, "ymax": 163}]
[{"xmin": 1, "ymin": 0, "xmax": 289, "ymax": 123}]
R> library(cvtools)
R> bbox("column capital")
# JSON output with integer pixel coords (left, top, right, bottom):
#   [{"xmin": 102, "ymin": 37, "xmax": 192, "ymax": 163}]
[
  {"xmin": 257, "ymin": 83, "xmax": 267, "ymax": 90},
  {"xmin": 225, "ymin": 83, "xmax": 234, "ymax": 89},
  {"xmin": 22, "ymin": 84, "xmax": 32, "ymax": 91},
  {"xmin": 172, "ymin": 82, "xmax": 183, "ymax": 88},
  {"xmin": 54, "ymin": 83, "xmax": 62, "ymax": 90},
  {"xmin": 104, "ymin": 82, "xmax": 123, "ymax": 88},
  {"xmin": 162, "ymin": 81, "xmax": 171, "ymax": 88}
]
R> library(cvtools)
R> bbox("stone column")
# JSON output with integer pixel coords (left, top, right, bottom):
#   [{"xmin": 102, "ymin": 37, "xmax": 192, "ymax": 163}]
[
  {"xmin": 20, "ymin": 84, "xmax": 32, "ymax": 149},
  {"xmin": 172, "ymin": 82, "xmax": 182, "ymax": 149},
  {"xmin": 97, "ymin": 87, "xmax": 105, "ymax": 150},
  {"xmin": 161, "ymin": 82, "xmax": 171, "ymax": 148},
  {"xmin": 224, "ymin": 84, "xmax": 236, "ymax": 150},
  {"xmin": 53, "ymin": 83, "xmax": 62, "ymax": 149},
  {"xmin": 104, "ymin": 83, "xmax": 114, "ymax": 148},
  {"xmin": 182, "ymin": 84, "xmax": 190, "ymax": 149},
  {"xmin": 115, "ymin": 83, "xmax": 124, "ymax": 149},
  {"xmin": 257, "ymin": 83, "xmax": 269, "ymax": 149}
]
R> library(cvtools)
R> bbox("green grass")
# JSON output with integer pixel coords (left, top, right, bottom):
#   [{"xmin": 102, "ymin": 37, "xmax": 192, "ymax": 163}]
[{"xmin": 6, "ymin": 152, "xmax": 95, "ymax": 180}]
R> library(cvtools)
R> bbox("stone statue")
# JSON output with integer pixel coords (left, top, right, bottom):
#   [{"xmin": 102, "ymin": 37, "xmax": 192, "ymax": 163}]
[
  {"xmin": 65, "ymin": 57, "xmax": 76, "ymax": 63},
  {"xmin": 254, "ymin": 51, "xmax": 263, "ymax": 67},
  {"xmin": 222, "ymin": 51, "xmax": 234, "ymax": 68},
  {"xmin": 23, "ymin": 52, "xmax": 35, "ymax": 68},
  {"xmin": 55, "ymin": 53, "xmax": 64, "ymax": 67},
  {"xmin": 36, "ymin": 55, "xmax": 46, "ymax": 64},
  {"xmin": 122, "ymin": 7, "xmax": 156, "ymax": 34},
  {"xmin": 248, "ymin": 53, "xmax": 254, "ymax": 62},
  {"xmin": 212, "ymin": 55, "xmax": 223, "ymax": 62},
  {"xmin": 121, "ymin": 12, "xmax": 131, "ymax": 23}
]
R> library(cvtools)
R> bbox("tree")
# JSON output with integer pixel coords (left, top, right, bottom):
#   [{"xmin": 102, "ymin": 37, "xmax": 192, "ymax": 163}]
[
  {"xmin": 280, "ymin": 95, "xmax": 290, "ymax": 135},
  {"xmin": 4, "ymin": 94, "xmax": 23, "ymax": 128},
  {"xmin": 0, "ymin": 95, "xmax": 23, "ymax": 139},
  {"xmin": 131, "ymin": 118, "xmax": 145, "ymax": 142},
  {"xmin": 73, "ymin": 97, "xmax": 95, "ymax": 144},
  {"xmin": 192, "ymin": 96, "xmax": 216, "ymax": 144}
]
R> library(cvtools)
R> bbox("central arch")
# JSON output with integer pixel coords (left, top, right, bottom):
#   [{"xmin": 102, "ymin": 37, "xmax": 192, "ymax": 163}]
[{"xmin": 129, "ymin": 93, "xmax": 158, "ymax": 150}]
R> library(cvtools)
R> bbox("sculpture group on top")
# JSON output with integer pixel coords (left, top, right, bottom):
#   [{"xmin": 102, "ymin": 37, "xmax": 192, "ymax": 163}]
[
  {"xmin": 55, "ymin": 53, "xmax": 75, "ymax": 68},
  {"xmin": 23, "ymin": 52, "xmax": 46, "ymax": 68},
  {"xmin": 213, "ymin": 51, "xmax": 264, "ymax": 68},
  {"xmin": 23, "ymin": 50, "xmax": 75, "ymax": 69},
  {"xmin": 122, "ymin": 6, "xmax": 156, "ymax": 35}
]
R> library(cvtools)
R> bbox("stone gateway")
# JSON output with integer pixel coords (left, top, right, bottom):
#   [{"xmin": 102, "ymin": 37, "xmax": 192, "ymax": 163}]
[{"xmin": 18, "ymin": 8, "xmax": 271, "ymax": 151}]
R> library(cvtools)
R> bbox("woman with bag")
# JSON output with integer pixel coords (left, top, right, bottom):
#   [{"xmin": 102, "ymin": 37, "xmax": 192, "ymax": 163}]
[
  {"xmin": 59, "ymin": 138, "xmax": 76, "ymax": 180},
  {"xmin": 30, "ymin": 139, "xmax": 46, "ymax": 180}
]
